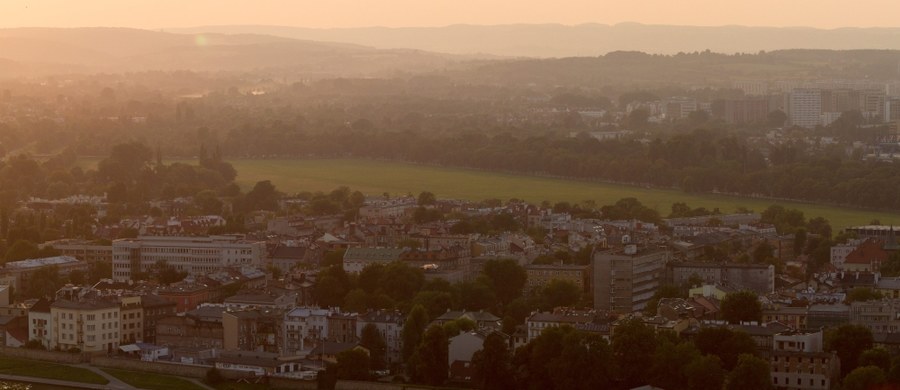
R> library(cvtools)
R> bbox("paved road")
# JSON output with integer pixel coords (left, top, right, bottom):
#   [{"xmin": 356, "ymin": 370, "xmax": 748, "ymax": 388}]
[
  {"xmin": 74, "ymin": 364, "xmax": 136, "ymax": 390},
  {"xmin": 0, "ymin": 372, "xmax": 110, "ymax": 389}
]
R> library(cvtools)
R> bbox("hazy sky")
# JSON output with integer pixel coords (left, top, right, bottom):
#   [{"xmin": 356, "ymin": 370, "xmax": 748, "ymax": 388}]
[{"xmin": 0, "ymin": 0, "xmax": 898, "ymax": 29}]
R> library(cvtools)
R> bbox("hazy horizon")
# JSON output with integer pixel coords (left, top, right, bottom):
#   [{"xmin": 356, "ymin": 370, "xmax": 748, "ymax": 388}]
[{"xmin": 1, "ymin": 0, "xmax": 899, "ymax": 30}]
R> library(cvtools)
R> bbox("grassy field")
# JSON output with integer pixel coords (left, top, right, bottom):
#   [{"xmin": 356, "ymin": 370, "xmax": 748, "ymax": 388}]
[
  {"xmin": 0, "ymin": 357, "xmax": 108, "ymax": 385},
  {"xmin": 78, "ymin": 157, "xmax": 900, "ymax": 230},
  {"xmin": 101, "ymin": 368, "xmax": 206, "ymax": 390}
]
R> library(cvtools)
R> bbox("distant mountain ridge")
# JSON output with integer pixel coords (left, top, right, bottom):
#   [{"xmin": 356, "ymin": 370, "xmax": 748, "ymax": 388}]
[
  {"xmin": 0, "ymin": 27, "xmax": 478, "ymax": 78},
  {"xmin": 169, "ymin": 23, "xmax": 900, "ymax": 58}
]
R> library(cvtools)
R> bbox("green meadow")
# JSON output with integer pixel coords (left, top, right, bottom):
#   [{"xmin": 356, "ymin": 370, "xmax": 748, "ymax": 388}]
[{"xmin": 80, "ymin": 158, "xmax": 900, "ymax": 230}]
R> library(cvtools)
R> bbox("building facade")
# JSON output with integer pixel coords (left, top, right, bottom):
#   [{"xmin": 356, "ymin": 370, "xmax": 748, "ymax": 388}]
[
  {"xmin": 50, "ymin": 299, "xmax": 120, "ymax": 353},
  {"xmin": 593, "ymin": 246, "xmax": 668, "ymax": 313},
  {"xmin": 112, "ymin": 235, "xmax": 266, "ymax": 281}
]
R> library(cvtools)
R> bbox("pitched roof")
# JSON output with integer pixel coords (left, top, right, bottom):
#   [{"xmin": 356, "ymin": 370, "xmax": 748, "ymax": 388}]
[
  {"xmin": 845, "ymin": 239, "xmax": 888, "ymax": 265},
  {"xmin": 29, "ymin": 298, "xmax": 52, "ymax": 313}
]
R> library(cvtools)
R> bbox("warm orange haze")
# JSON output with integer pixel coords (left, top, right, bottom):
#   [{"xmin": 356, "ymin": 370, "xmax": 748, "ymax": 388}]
[
  {"xmin": 1, "ymin": 1, "xmax": 900, "ymax": 390},
  {"xmin": 0, "ymin": 0, "xmax": 899, "ymax": 29}
]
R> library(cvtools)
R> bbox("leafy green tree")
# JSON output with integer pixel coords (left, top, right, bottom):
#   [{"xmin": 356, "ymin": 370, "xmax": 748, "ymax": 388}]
[
  {"xmin": 685, "ymin": 355, "xmax": 726, "ymax": 390},
  {"xmin": 767, "ymin": 110, "xmax": 788, "ymax": 127},
  {"xmin": 315, "ymin": 266, "xmax": 351, "ymax": 308},
  {"xmin": 794, "ymin": 228, "xmax": 807, "ymax": 255},
  {"xmin": 4, "ymin": 239, "xmax": 39, "ymax": 262},
  {"xmin": 537, "ymin": 279, "xmax": 581, "ymax": 310},
  {"xmin": 881, "ymin": 252, "xmax": 900, "ymax": 277},
  {"xmin": 725, "ymin": 354, "xmax": 773, "ymax": 390},
  {"xmin": 456, "ymin": 279, "xmax": 498, "ymax": 311},
  {"xmin": 513, "ymin": 326, "xmax": 615, "ymax": 390},
  {"xmin": 193, "ymin": 190, "xmax": 223, "ymax": 214},
  {"xmin": 847, "ymin": 287, "xmax": 883, "ymax": 303},
  {"xmin": 412, "ymin": 325, "xmax": 448, "ymax": 386},
  {"xmin": 402, "ymin": 305, "xmax": 429, "ymax": 363},
  {"xmin": 482, "ymin": 259, "xmax": 527, "ymax": 305},
  {"xmin": 379, "ymin": 261, "xmax": 424, "ymax": 303},
  {"xmin": 23, "ymin": 265, "xmax": 61, "ymax": 299},
  {"xmin": 334, "ymin": 349, "xmax": 370, "ymax": 380},
  {"xmin": 417, "ymin": 191, "xmax": 436, "ymax": 206},
  {"xmin": 411, "ymin": 290, "xmax": 455, "ymax": 318},
  {"xmin": 242, "ymin": 180, "xmax": 280, "ymax": 211},
  {"xmin": 155, "ymin": 260, "xmax": 187, "ymax": 285},
  {"xmin": 825, "ymin": 324, "xmax": 874, "ymax": 376},
  {"xmin": 858, "ymin": 348, "xmax": 891, "ymax": 372},
  {"xmin": 612, "ymin": 317, "xmax": 657, "ymax": 388},
  {"xmin": 721, "ymin": 291, "xmax": 762, "ymax": 324},
  {"xmin": 694, "ymin": 327, "xmax": 757, "ymax": 370},
  {"xmin": 888, "ymin": 356, "xmax": 900, "ymax": 383},
  {"xmin": 471, "ymin": 332, "xmax": 513, "ymax": 390},
  {"xmin": 806, "ymin": 216, "xmax": 833, "ymax": 238},
  {"xmin": 359, "ymin": 324, "xmax": 387, "ymax": 370},
  {"xmin": 842, "ymin": 365, "xmax": 887, "ymax": 390},
  {"xmin": 67, "ymin": 269, "xmax": 86, "ymax": 286},
  {"xmin": 648, "ymin": 340, "xmax": 701, "ymax": 389},
  {"xmin": 88, "ymin": 261, "xmax": 112, "ymax": 283}
]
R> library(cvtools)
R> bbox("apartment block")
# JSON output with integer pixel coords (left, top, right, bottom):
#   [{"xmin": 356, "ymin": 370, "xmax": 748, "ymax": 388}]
[{"xmin": 593, "ymin": 245, "xmax": 668, "ymax": 313}]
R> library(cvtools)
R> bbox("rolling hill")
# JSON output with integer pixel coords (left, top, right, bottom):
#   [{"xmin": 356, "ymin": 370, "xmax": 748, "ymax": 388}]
[
  {"xmin": 170, "ymin": 23, "xmax": 900, "ymax": 58},
  {"xmin": 0, "ymin": 27, "xmax": 478, "ymax": 78}
]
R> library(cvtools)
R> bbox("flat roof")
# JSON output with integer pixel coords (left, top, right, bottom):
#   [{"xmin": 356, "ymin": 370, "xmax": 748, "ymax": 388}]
[{"xmin": 4, "ymin": 256, "xmax": 80, "ymax": 270}]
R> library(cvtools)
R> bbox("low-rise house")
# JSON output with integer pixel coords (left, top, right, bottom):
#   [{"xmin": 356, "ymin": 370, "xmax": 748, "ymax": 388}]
[
  {"xmin": 155, "ymin": 305, "xmax": 225, "ymax": 349},
  {"xmin": 309, "ymin": 342, "xmax": 368, "ymax": 364},
  {"xmin": 526, "ymin": 308, "xmax": 612, "ymax": 342},
  {"xmin": 222, "ymin": 308, "xmax": 283, "ymax": 353},
  {"xmin": 214, "ymin": 351, "xmax": 304, "ymax": 377},
  {"xmin": 223, "ymin": 291, "xmax": 296, "ymax": 311},
  {"xmin": 0, "ymin": 315, "xmax": 27, "ymax": 347},
  {"xmin": 269, "ymin": 246, "xmax": 320, "ymax": 273},
  {"xmin": 327, "ymin": 312, "xmax": 357, "ymax": 344},
  {"xmin": 668, "ymin": 262, "xmax": 774, "ymax": 294},
  {"xmin": 141, "ymin": 294, "xmax": 177, "ymax": 344},
  {"xmin": 447, "ymin": 329, "xmax": 509, "ymax": 384},
  {"xmin": 876, "ymin": 277, "xmax": 900, "ymax": 299},
  {"xmin": 342, "ymin": 248, "xmax": 405, "ymax": 274},
  {"xmin": 524, "ymin": 263, "xmax": 589, "ymax": 293},
  {"xmin": 1, "ymin": 256, "xmax": 88, "ymax": 293},
  {"xmin": 850, "ymin": 299, "xmax": 900, "ymax": 334},
  {"xmin": 50, "ymin": 298, "xmax": 121, "ymax": 354},
  {"xmin": 119, "ymin": 342, "xmax": 169, "ymax": 361},
  {"xmin": 807, "ymin": 304, "xmax": 850, "ymax": 329},
  {"xmin": 27, "ymin": 298, "xmax": 53, "ymax": 349},
  {"xmin": 689, "ymin": 283, "xmax": 737, "ymax": 300},
  {"xmin": 762, "ymin": 305, "xmax": 808, "ymax": 330},
  {"xmin": 283, "ymin": 307, "xmax": 330, "ymax": 355},
  {"xmin": 842, "ymin": 239, "xmax": 888, "ymax": 272},
  {"xmin": 434, "ymin": 310, "xmax": 502, "ymax": 332},
  {"xmin": 158, "ymin": 282, "xmax": 212, "ymax": 313}
]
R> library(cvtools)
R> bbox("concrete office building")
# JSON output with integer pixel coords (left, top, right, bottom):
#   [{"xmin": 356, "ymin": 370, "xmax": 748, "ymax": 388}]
[{"xmin": 112, "ymin": 235, "xmax": 266, "ymax": 281}]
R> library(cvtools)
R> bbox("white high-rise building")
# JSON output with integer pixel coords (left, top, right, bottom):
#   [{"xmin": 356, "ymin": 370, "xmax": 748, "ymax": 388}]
[
  {"xmin": 789, "ymin": 88, "xmax": 823, "ymax": 128},
  {"xmin": 112, "ymin": 235, "xmax": 266, "ymax": 281}
]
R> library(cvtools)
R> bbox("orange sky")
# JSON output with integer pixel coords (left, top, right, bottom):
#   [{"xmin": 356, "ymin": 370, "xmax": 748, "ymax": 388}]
[{"xmin": 0, "ymin": 0, "xmax": 898, "ymax": 29}]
